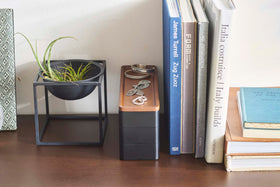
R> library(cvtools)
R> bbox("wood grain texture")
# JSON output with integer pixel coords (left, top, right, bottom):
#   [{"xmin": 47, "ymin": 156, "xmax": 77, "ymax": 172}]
[
  {"xmin": 0, "ymin": 114, "xmax": 280, "ymax": 186},
  {"xmin": 119, "ymin": 65, "xmax": 160, "ymax": 112}
]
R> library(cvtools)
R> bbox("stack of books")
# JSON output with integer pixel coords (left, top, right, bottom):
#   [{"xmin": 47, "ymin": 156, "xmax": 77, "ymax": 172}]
[
  {"xmin": 162, "ymin": 0, "xmax": 235, "ymax": 162},
  {"xmin": 225, "ymin": 87, "xmax": 280, "ymax": 171}
]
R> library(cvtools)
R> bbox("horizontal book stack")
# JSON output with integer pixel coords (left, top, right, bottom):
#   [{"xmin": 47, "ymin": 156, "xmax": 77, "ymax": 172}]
[{"xmin": 225, "ymin": 87, "xmax": 280, "ymax": 171}]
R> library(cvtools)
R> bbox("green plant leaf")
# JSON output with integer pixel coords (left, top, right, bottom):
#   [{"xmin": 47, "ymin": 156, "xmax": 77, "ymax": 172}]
[
  {"xmin": 15, "ymin": 32, "xmax": 47, "ymax": 75},
  {"xmin": 43, "ymin": 36, "xmax": 76, "ymax": 78},
  {"xmin": 15, "ymin": 33, "xmax": 93, "ymax": 82}
]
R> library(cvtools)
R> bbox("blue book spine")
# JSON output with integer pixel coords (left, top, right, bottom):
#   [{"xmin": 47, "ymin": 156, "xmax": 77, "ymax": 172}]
[
  {"xmin": 239, "ymin": 87, "xmax": 247, "ymax": 126},
  {"xmin": 163, "ymin": 0, "xmax": 181, "ymax": 155}
]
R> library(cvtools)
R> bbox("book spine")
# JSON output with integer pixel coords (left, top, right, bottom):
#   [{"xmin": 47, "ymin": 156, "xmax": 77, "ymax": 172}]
[
  {"xmin": 224, "ymin": 122, "xmax": 231, "ymax": 155},
  {"xmin": 181, "ymin": 22, "xmax": 196, "ymax": 154},
  {"xmin": 205, "ymin": 9, "xmax": 233, "ymax": 163},
  {"xmin": 162, "ymin": 0, "xmax": 181, "ymax": 155},
  {"xmin": 237, "ymin": 91, "xmax": 245, "ymax": 128},
  {"xmin": 195, "ymin": 22, "xmax": 209, "ymax": 158},
  {"xmin": 162, "ymin": 0, "xmax": 171, "ymax": 154},
  {"xmin": 239, "ymin": 88, "xmax": 248, "ymax": 125},
  {"xmin": 0, "ymin": 9, "xmax": 17, "ymax": 130},
  {"xmin": 169, "ymin": 17, "xmax": 182, "ymax": 155}
]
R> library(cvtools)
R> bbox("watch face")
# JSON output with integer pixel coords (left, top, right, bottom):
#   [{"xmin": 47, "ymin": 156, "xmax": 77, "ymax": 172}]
[{"xmin": 0, "ymin": 104, "xmax": 3, "ymax": 130}]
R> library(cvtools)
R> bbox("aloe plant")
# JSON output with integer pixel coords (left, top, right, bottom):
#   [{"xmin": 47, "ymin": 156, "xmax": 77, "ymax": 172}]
[{"xmin": 15, "ymin": 33, "xmax": 92, "ymax": 82}]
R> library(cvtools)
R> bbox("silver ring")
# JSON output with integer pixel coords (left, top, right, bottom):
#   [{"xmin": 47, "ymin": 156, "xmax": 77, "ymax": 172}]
[
  {"xmin": 131, "ymin": 64, "xmax": 155, "ymax": 73},
  {"xmin": 132, "ymin": 96, "xmax": 147, "ymax": 105},
  {"xmin": 124, "ymin": 69, "xmax": 150, "ymax": 79}
]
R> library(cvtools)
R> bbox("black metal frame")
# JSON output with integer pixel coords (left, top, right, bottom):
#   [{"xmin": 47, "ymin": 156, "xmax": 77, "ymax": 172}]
[{"xmin": 33, "ymin": 60, "xmax": 108, "ymax": 146}]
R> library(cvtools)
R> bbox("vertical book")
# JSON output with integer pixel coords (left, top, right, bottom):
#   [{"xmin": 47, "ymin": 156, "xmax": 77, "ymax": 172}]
[
  {"xmin": 204, "ymin": 0, "xmax": 235, "ymax": 163},
  {"xmin": 177, "ymin": 0, "xmax": 197, "ymax": 154},
  {"xmin": 191, "ymin": 0, "xmax": 209, "ymax": 158},
  {"xmin": 0, "ymin": 9, "xmax": 17, "ymax": 130},
  {"xmin": 163, "ymin": 0, "xmax": 182, "ymax": 155}
]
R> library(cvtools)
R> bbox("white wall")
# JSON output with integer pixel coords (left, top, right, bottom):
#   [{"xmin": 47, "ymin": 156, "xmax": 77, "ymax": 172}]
[
  {"xmin": 228, "ymin": 0, "xmax": 280, "ymax": 86},
  {"xmin": 1, "ymin": 0, "xmax": 280, "ymax": 114},
  {"xmin": 2, "ymin": 0, "xmax": 163, "ymax": 114}
]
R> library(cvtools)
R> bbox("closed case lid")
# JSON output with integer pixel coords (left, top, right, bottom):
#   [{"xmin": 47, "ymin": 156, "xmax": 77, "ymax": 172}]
[{"xmin": 119, "ymin": 65, "xmax": 160, "ymax": 112}]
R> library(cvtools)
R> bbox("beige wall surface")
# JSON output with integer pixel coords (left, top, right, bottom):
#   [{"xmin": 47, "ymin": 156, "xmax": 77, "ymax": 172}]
[{"xmin": 1, "ymin": 0, "xmax": 280, "ymax": 114}]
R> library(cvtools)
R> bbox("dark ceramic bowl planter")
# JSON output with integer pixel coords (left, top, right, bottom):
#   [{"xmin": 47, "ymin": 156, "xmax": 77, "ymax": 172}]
[{"xmin": 41, "ymin": 59, "xmax": 104, "ymax": 100}]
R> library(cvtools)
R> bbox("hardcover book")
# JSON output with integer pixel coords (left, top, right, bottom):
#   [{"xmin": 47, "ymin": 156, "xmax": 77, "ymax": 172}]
[
  {"xmin": 225, "ymin": 155, "xmax": 280, "ymax": 172},
  {"xmin": 177, "ymin": 0, "xmax": 197, "ymax": 154},
  {"xmin": 163, "ymin": 0, "xmax": 182, "ymax": 155},
  {"xmin": 0, "ymin": 9, "xmax": 17, "ymax": 130},
  {"xmin": 204, "ymin": 0, "xmax": 235, "ymax": 163},
  {"xmin": 191, "ymin": 0, "xmax": 209, "ymax": 158},
  {"xmin": 225, "ymin": 88, "xmax": 280, "ymax": 155},
  {"xmin": 238, "ymin": 87, "xmax": 280, "ymax": 138}
]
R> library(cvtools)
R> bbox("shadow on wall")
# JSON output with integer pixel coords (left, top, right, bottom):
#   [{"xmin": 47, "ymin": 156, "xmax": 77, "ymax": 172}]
[
  {"xmin": 16, "ymin": 62, "xmax": 38, "ymax": 114},
  {"xmin": 16, "ymin": 0, "xmax": 163, "ymax": 114},
  {"xmin": 16, "ymin": 61, "xmax": 68, "ymax": 114}
]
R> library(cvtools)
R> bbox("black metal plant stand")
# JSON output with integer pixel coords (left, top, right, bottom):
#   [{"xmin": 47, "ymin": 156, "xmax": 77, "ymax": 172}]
[{"xmin": 33, "ymin": 60, "xmax": 108, "ymax": 146}]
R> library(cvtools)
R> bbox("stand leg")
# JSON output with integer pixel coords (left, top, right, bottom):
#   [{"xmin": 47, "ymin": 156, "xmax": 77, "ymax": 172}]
[
  {"xmin": 104, "ymin": 67, "xmax": 108, "ymax": 119},
  {"xmin": 45, "ymin": 87, "xmax": 49, "ymax": 118},
  {"xmin": 102, "ymin": 67, "xmax": 108, "ymax": 142},
  {"xmin": 33, "ymin": 84, "xmax": 40, "ymax": 145},
  {"xmin": 98, "ymin": 83, "xmax": 103, "ymax": 143}
]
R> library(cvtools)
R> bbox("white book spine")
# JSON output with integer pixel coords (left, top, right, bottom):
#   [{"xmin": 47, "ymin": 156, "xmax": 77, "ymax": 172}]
[{"xmin": 205, "ymin": 8, "xmax": 234, "ymax": 163}]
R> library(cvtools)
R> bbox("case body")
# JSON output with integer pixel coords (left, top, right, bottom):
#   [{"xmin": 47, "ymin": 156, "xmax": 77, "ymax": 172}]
[{"xmin": 119, "ymin": 65, "xmax": 160, "ymax": 160}]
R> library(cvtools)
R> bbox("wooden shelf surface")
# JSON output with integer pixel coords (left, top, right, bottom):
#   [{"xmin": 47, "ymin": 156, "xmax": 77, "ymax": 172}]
[{"xmin": 0, "ymin": 108, "xmax": 280, "ymax": 185}]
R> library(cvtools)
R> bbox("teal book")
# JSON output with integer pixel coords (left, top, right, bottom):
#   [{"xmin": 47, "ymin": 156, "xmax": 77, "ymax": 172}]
[{"xmin": 239, "ymin": 87, "xmax": 280, "ymax": 138}]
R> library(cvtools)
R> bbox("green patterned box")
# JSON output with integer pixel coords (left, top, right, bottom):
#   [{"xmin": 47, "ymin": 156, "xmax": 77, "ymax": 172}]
[{"xmin": 0, "ymin": 9, "xmax": 17, "ymax": 130}]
